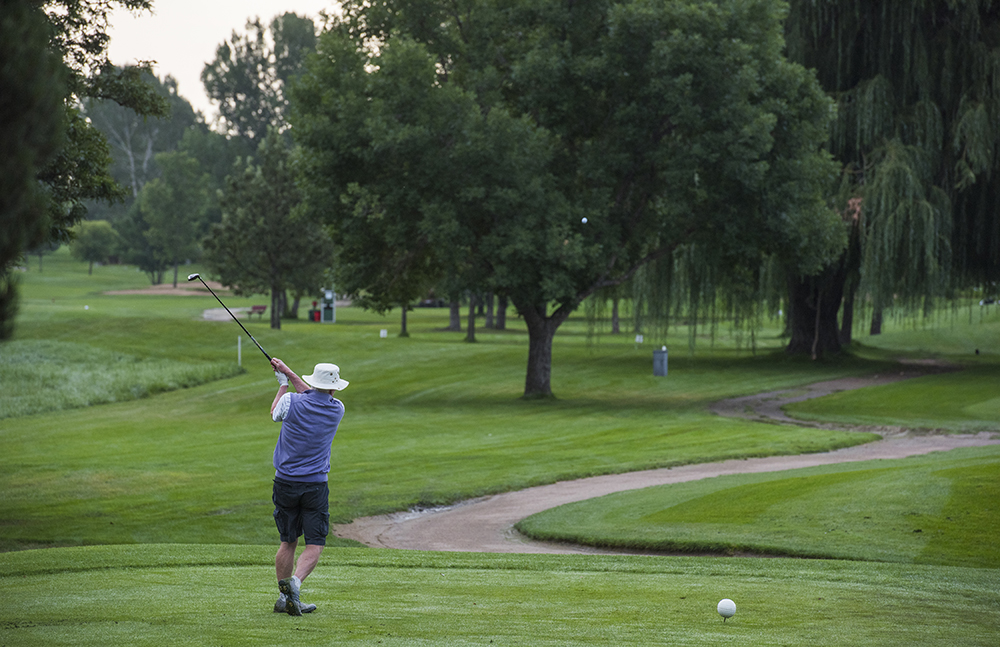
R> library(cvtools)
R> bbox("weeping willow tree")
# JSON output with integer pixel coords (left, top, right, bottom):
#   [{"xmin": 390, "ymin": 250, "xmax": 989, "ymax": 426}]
[
  {"xmin": 617, "ymin": 1, "xmax": 999, "ymax": 356},
  {"xmin": 589, "ymin": 244, "xmax": 786, "ymax": 355},
  {"xmin": 780, "ymin": 0, "xmax": 1000, "ymax": 354}
]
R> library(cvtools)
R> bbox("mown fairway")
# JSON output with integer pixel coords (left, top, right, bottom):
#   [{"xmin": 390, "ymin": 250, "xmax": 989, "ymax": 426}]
[{"xmin": 1, "ymin": 249, "xmax": 998, "ymax": 645}]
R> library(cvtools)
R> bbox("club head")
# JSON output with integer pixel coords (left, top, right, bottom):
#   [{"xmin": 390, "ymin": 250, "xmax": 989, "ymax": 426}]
[{"xmin": 187, "ymin": 273, "xmax": 200, "ymax": 282}]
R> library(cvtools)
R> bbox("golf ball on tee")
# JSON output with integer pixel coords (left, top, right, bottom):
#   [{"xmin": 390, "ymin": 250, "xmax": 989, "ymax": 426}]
[{"xmin": 717, "ymin": 598, "xmax": 736, "ymax": 620}]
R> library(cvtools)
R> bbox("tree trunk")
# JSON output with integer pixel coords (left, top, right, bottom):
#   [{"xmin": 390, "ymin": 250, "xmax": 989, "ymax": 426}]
[
  {"xmin": 447, "ymin": 300, "xmax": 461, "ymax": 331},
  {"xmin": 172, "ymin": 261, "xmax": 179, "ymax": 287},
  {"xmin": 88, "ymin": 260, "xmax": 94, "ymax": 275},
  {"xmin": 517, "ymin": 301, "xmax": 570, "ymax": 399},
  {"xmin": 0, "ymin": 271, "xmax": 18, "ymax": 340},
  {"xmin": 838, "ymin": 213, "xmax": 862, "ymax": 346},
  {"xmin": 270, "ymin": 286, "xmax": 282, "ymax": 330},
  {"xmin": 786, "ymin": 266, "xmax": 846, "ymax": 358},
  {"xmin": 839, "ymin": 281, "xmax": 856, "ymax": 345},
  {"xmin": 484, "ymin": 292, "xmax": 494, "ymax": 328},
  {"xmin": 496, "ymin": 295, "xmax": 508, "ymax": 330},
  {"xmin": 400, "ymin": 303, "xmax": 409, "ymax": 337},
  {"xmin": 870, "ymin": 309, "xmax": 883, "ymax": 336},
  {"xmin": 466, "ymin": 294, "xmax": 477, "ymax": 342},
  {"xmin": 611, "ymin": 297, "xmax": 621, "ymax": 334}
]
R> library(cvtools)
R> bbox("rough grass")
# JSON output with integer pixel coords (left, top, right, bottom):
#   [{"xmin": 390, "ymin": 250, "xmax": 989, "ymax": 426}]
[
  {"xmin": 0, "ymin": 339, "xmax": 244, "ymax": 419},
  {"xmin": 1, "ymin": 545, "xmax": 998, "ymax": 647},
  {"xmin": 515, "ymin": 446, "xmax": 1000, "ymax": 567}
]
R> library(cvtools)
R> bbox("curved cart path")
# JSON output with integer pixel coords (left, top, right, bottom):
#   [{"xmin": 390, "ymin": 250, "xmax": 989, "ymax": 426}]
[{"xmin": 332, "ymin": 369, "xmax": 1000, "ymax": 555}]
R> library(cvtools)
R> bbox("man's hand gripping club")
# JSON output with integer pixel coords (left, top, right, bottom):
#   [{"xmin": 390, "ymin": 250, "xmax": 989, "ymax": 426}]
[{"xmin": 270, "ymin": 359, "xmax": 311, "ymax": 416}]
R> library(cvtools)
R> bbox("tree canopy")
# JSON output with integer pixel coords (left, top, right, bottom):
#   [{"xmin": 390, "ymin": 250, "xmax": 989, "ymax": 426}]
[
  {"xmin": 202, "ymin": 12, "xmax": 317, "ymax": 145},
  {"xmin": 70, "ymin": 220, "xmax": 120, "ymax": 274},
  {"xmin": 39, "ymin": 0, "xmax": 169, "ymax": 242},
  {"xmin": 293, "ymin": 0, "xmax": 844, "ymax": 397}
]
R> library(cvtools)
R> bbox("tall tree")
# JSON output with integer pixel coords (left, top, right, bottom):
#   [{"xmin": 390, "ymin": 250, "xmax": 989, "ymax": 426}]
[
  {"xmin": 83, "ymin": 71, "xmax": 199, "ymax": 201},
  {"xmin": 203, "ymin": 129, "xmax": 334, "ymax": 330},
  {"xmin": 295, "ymin": 0, "xmax": 844, "ymax": 398},
  {"xmin": 0, "ymin": 0, "xmax": 67, "ymax": 339},
  {"xmin": 138, "ymin": 151, "xmax": 213, "ymax": 286},
  {"xmin": 783, "ymin": 0, "xmax": 1000, "ymax": 354},
  {"xmin": 202, "ymin": 12, "xmax": 316, "ymax": 146}
]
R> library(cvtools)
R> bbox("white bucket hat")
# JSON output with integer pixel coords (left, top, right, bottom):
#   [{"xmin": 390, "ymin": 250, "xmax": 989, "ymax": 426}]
[{"xmin": 302, "ymin": 363, "xmax": 349, "ymax": 391}]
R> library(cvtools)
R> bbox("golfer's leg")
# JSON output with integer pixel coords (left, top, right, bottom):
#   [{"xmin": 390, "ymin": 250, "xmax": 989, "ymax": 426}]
[
  {"xmin": 296, "ymin": 481, "xmax": 329, "ymax": 583},
  {"xmin": 294, "ymin": 544, "xmax": 324, "ymax": 583},
  {"xmin": 276, "ymin": 540, "xmax": 297, "ymax": 581}
]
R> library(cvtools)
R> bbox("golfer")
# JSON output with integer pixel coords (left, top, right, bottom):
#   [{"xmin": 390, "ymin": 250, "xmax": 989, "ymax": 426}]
[{"xmin": 269, "ymin": 357, "xmax": 348, "ymax": 616}]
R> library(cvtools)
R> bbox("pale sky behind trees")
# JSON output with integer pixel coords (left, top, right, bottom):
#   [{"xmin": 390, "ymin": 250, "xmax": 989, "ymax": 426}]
[{"xmin": 107, "ymin": 1, "xmax": 335, "ymax": 120}]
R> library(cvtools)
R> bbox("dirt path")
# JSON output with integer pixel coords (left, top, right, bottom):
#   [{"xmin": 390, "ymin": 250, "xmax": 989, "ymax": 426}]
[{"xmin": 332, "ymin": 369, "xmax": 1000, "ymax": 554}]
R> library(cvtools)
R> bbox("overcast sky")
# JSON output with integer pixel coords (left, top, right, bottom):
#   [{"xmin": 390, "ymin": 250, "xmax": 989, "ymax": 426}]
[{"xmin": 106, "ymin": 1, "xmax": 336, "ymax": 121}]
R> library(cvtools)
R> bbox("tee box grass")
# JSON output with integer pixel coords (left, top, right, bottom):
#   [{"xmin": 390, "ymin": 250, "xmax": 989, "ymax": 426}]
[{"xmin": 2, "ymin": 546, "xmax": 999, "ymax": 647}]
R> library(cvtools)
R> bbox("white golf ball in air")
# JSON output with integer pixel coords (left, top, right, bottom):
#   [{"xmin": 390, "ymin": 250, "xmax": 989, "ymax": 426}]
[
  {"xmin": 717, "ymin": 598, "xmax": 736, "ymax": 620},
  {"xmin": 581, "ymin": 217, "xmax": 588, "ymax": 223}
]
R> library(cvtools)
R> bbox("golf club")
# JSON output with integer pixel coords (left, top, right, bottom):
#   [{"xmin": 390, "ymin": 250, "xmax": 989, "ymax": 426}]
[{"xmin": 187, "ymin": 273, "xmax": 272, "ymax": 362}]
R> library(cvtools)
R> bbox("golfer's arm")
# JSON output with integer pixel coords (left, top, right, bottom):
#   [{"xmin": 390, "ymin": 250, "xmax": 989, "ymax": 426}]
[{"xmin": 271, "ymin": 385, "xmax": 288, "ymax": 416}]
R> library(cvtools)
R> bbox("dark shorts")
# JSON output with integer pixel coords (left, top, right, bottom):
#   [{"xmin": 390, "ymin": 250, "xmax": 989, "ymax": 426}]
[{"xmin": 272, "ymin": 478, "xmax": 330, "ymax": 546}]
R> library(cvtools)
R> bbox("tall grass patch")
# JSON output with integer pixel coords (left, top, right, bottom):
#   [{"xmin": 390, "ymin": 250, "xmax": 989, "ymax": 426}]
[{"xmin": 0, "ymin": 340, "xmax": 243, "ymax": 419}]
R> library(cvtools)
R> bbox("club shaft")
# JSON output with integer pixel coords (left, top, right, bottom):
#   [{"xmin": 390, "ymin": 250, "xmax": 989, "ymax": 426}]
[{"xmin": 195, "ymin": 277, "xmax": 271, "ymax": 362}]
